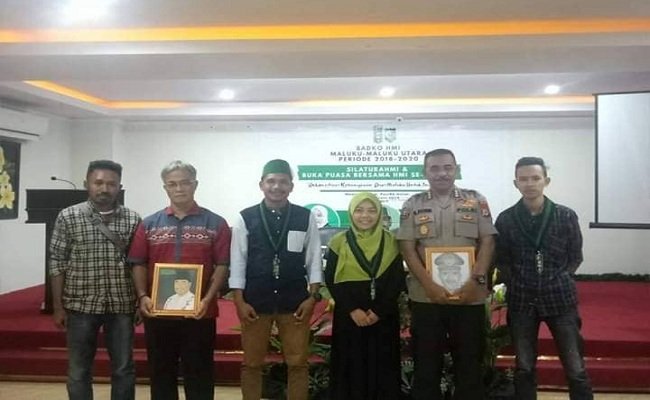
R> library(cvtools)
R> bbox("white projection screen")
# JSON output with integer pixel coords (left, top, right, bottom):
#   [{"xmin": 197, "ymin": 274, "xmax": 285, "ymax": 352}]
[{"xmin": 594, "ymin": 91, "xmax": 650, "ymax": 229}]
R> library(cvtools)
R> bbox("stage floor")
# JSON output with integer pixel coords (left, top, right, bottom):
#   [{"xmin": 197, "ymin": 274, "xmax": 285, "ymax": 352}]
[
  {"xmin": 1, "ymin": 281, "xmax": 649, "ymax": 391},
  {"xmin": 2, "ymin": 381, "xmax": 648, "ymax": 400}
]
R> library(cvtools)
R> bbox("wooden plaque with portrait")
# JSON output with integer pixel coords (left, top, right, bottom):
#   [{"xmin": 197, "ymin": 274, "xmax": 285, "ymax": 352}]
[
  {"xmin": 151, "ymin": 263, "xmax": 203, "ymax": 316},
  {"xmin": 424, "ymin": 246, "xmax": 475, "ymax": 298}
]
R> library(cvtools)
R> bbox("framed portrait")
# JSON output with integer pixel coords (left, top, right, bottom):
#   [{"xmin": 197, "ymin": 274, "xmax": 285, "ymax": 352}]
[
  {"xmin": 151, "ymin": 263, "xmax": 203, "ymax": 316},
  {"xmin": 425, "ymin": 246, "xmax": 475, "ymax": 298}
]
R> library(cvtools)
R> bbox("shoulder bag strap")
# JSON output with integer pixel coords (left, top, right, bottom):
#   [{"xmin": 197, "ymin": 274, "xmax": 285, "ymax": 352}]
[{"xmin": 81, "ymin": 202, "xmax": 128, "ymax": 256}]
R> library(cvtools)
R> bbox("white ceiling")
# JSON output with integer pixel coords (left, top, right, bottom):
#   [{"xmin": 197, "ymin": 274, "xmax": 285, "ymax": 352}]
[{"xmin": 0, "ymin": 0, "xmax": 649, "ymax": 120}]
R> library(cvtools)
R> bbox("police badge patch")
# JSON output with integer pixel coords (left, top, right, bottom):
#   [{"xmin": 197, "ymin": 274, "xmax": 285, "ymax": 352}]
[
  {"xmin": 479, "ymin": 200, "xmax": 491, "ymax": 217},
  {"xmin": 419, "ymin": 224, "xmax": 429, "ymax": 235}
]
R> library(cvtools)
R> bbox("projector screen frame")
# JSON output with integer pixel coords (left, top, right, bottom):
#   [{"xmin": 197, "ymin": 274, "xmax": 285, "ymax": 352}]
[{"xmin": 592, "ymin": 89, "xmax": 650, "ymax": 230}]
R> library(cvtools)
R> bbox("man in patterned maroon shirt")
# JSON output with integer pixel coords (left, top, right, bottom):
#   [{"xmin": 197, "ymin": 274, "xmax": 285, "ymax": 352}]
[{"xmin": 129, "ymin": 160, "xmax": 231, "ymax": 400}]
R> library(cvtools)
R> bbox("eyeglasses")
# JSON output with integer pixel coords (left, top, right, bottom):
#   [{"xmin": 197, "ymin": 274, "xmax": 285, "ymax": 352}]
[{"xmin": 164, "ymin": 180, "xmax": 195, "ymax": 189}]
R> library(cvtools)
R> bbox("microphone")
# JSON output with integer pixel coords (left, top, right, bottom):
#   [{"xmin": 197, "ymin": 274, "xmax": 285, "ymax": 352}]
[{"xmin": 50, "ymin": 176, "xmax": 77, "ymax": 189}]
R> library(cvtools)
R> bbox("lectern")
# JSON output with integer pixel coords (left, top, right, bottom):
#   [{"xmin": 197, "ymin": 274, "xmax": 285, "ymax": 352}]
[{"xmin": 25, "ymin": 189, "xmax": 124, "ymax": 313}]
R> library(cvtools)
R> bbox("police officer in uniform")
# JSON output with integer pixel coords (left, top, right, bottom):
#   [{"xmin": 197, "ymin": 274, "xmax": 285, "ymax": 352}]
[{"xmin": 397, "ymin": 148, "xmax": 497, "ymax": 400}]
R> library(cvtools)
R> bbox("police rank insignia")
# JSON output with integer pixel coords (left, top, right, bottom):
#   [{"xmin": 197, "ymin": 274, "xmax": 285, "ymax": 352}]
[
  {"xmin": 419, "ymin": 224, "xmax": 429, "ymax": 235},
  {"xmin": 461, "ymin": 199, "xmax": 477, "ymax": 208}
]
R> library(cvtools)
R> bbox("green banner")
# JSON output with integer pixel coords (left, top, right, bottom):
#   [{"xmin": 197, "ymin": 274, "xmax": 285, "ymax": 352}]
[{"xmin": 298, "ymin": 164, "xmax": 423, "ymax": 180}]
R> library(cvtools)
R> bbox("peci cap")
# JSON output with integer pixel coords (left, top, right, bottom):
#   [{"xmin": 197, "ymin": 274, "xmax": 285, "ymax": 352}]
[
  {"xmin": 434, "ymin": 252, "xmax": 464, "ymax": 271},
  {"xmin": 261, "ymin": 159, "xmax": 292, "ymax": 180},
  {"xmin": 174, "ymin": 270, "xmax": 193, "ymax": 282}
]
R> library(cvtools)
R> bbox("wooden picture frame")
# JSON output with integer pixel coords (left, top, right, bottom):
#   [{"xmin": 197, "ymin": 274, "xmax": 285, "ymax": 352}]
[
  {"xmin": 151, "ymin": 263, "xmax": 203, "ymax": 316},
  {"xmin": 424, "ymin": 246, "xmax": 475, "ymax": 298}
]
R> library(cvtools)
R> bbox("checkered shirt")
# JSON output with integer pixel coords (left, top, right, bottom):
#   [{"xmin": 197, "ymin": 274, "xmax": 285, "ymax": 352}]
[
  {"xmin": 495, "ymin": 199, "xmax": 583, "ymax": 316},
  {"xmin": 49, "ymin": 201, "xmax": 141, "ymax": 314}
]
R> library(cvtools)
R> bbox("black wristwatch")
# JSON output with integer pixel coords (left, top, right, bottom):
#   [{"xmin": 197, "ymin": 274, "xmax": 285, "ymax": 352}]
[
  {"xmin": 310, "ymin": 291, "xmax": 323, "ymax": 301},
  {"xmin": 473, "ymin": 274, "xmax": 487, "ymax": 285}
]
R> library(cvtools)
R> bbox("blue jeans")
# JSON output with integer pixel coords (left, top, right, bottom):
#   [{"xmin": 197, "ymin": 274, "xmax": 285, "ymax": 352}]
[
  {"xmin": 509, "ymin": 308, "xmax": 593, "ymax": 400},
  {"xmin": 66, "ymin": 312, "xmax": 135, "ymax": 400}
]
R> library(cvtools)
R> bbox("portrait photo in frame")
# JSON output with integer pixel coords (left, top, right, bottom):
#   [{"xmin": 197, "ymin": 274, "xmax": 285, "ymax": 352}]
[
  {"xmin": 151, "ymin": 263, "xmax": 203, "ymax": 316},
  {"xmin": 425, "ymin": 246, "xmax": 476, "ymax": 298}
]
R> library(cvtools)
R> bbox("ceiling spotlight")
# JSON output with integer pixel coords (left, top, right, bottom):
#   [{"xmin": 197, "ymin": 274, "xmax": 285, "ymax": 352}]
[
  {"xmin": 218, "ymin": 89, "xmax": 235, "ymax": 101},
  {"xmin": 544, "ymin": 84, "xmax": 561, "ymax": 95},
  {"xmin": 61, "ymin": 0, "xmax": 114, "ymax": 23},
  {"xmin": 379, "ymin": 86, "xmax": 396, "ymax": 98}
]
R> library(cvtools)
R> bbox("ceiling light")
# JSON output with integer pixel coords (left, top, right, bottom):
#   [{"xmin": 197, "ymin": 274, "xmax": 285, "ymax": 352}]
[
  {"xmin": 379, "ymin": 86, "xmax": 396, "ymax": 98},
  {"xmin": 61, "ymin": 0, "xmax": 115, "ymax": 24},
  {"xmin": 544, "ymin": 84, "xmax": 561, "ymax": 95},
  {"xmin": 218, "ymin": 89, "xmax": 235, "ymax": 101}
]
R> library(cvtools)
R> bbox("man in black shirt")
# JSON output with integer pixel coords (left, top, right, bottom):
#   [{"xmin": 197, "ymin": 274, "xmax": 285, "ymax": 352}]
[{"xmin": 495, "ymin": 157, "xmax": 593, "ymax": 400}]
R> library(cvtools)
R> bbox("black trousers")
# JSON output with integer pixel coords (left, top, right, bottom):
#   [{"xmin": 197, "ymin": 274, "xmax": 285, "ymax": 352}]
[
  {"xmin": 410, "ymin": 302, "xmax": 486, "ymax": 400},
  {"xmin": 144, "ymin": 318, "xmax": 215, "ymax": 400}
]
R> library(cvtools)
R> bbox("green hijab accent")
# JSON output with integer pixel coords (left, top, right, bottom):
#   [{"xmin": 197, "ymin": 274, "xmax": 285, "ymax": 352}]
[{"xmin": 328, "ymin": 192, "xmax": 400, "ymax": 283}]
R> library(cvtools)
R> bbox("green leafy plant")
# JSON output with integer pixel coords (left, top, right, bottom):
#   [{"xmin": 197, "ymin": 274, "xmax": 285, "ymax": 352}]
[{"xmin": 484, "ymin": 283, "xmax": 515, "ymax": 399}]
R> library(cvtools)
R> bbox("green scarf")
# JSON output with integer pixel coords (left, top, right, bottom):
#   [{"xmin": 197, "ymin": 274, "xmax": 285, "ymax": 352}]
[
  {"xmin": 328, "ymin": 192, "xmax": 400, "ymax": 284},
  {"xmin": 514, "ymin": 196, "xmax": 556, "ymax": 250}
]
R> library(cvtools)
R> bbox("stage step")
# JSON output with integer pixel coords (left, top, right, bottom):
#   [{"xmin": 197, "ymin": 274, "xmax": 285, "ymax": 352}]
[
  {"xmin": 1, "ymin": 327, "xmax": 242, "ymax": 352},
  {"xmin": 496, "ymin": 357, "xmax": 650, "ymax": 391},
  {"xmin": 2, "ymin": 283, "xmax": 649, "ymax": 392},
  {"xmin": 0, "ymin": 347, "xmax": 242, "ymax": 385},
  {"xmin": 2, "ymin": 347, "xmax": 649, "ymax": 392},
  {"xmin": 5, "ymin": 327, "xmax": 648, "ymax": 359}
]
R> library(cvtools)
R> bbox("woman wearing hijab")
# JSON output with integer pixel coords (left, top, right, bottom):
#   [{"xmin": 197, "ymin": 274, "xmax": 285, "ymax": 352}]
[{"xmin": 324, "ymin": 192, "xmax": 406, "ymax": 400}]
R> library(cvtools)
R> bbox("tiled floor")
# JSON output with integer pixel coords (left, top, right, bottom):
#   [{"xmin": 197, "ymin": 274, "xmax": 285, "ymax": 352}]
[{"xmin": 0, "ymin": 382, "xmax": 648, "ymax": 399}]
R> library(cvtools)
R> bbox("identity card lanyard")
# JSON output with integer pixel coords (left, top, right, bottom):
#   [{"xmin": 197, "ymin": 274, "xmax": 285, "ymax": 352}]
[
  {"xmin": 345, "ymin": 229, "xmax": 385, "ymax": 300},
  {"xmin": 259, "ymin": 202, "xmax": 292, "ymax": 279},
  {"xmin": 514, "ymin": 199, "xmax": 554, "ymax": 274}
]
